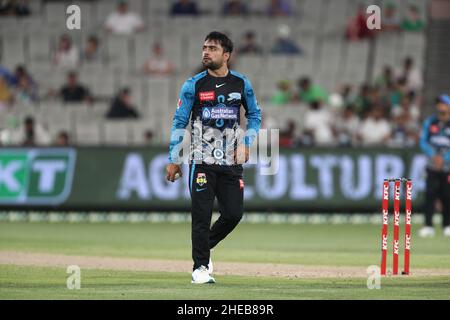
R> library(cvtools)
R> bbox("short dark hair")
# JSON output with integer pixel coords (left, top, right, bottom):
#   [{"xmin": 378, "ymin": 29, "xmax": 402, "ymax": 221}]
[
  {"xmin": 67, "ymin": 71, "xmax": 77, "ymax": 78},
  {"xmin": 60, "ymin": 34, "xmax": 71, "ymax": 42},
  {"xmin": 120, "ymin": 87, "xmax": 130, "ymax": 96},
  {"xmin": 245, "ymin": 31, "xmax": 256, "ymax": 39},
  {"xmin": 298, "ymin": 76, "xmax": 310, "ymax": 87},
  {"xmin": 409, "ymin": 5, "xmax": 418, "ymax": 12},
  {"xmin": 204, "ymin": 31, "xmax": 233, "ymax": 54},
  {"xmin": 24, "ymin": 116, "xmax": 34, "ymax": 125},
  {"xmin": 88, "ymin": 35, "xmax": 99, "ymax": 44},
  {"xmin": 58, "ymin": 130, "xmax": 69, "ymax": 140}
]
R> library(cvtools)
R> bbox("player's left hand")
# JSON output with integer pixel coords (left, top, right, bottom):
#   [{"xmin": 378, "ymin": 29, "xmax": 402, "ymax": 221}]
[
  {"xmin": 234, "ymin": 145, "xmax": 250, "ymax": 164},
  {"xmin": 432, "ymin": 155, "xmax": 444, "ymax": 170}
]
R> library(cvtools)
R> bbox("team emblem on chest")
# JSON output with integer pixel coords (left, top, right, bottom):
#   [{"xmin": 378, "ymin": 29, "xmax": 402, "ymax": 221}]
[{"xmin": 196, "ymin": 173, "xmax": 207, "ymax": 186}]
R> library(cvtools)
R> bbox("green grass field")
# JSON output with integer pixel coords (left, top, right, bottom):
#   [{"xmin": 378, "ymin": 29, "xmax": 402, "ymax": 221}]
[{"xmin": 1, "ymin": 221, "xmax": 450, "ymax": 299}]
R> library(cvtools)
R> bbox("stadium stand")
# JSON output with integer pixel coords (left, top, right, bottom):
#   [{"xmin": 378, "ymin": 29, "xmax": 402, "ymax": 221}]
[{"xmin": 0, "ymin": 0, "xmax": 428, "ymax": 147}]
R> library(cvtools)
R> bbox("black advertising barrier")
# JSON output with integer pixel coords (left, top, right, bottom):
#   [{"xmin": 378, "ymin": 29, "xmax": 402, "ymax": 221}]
[{"xmin": 0, "ymin": 146, "xmax": 427, "ymax": 212}]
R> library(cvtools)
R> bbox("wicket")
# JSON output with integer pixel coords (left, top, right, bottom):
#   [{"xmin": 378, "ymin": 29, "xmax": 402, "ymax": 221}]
[{"xmin": 380, "ymin": 178, "xmax": 413, "ymax": 276}]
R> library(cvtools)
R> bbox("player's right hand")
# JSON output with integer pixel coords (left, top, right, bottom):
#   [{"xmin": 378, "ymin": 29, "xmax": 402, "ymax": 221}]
[{"xmin": 165, "ymin": 164, "xmax": 182, "ymax": 182}]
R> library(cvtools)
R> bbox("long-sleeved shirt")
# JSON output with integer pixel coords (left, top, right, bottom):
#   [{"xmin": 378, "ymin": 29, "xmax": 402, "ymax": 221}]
[
  {"xmin": 169, "ymin": 70, "xmax": 261, "ymax": 165},
  {"xmin": 419, "ymin": 114, "xmax": 450, "ymax": 172}
]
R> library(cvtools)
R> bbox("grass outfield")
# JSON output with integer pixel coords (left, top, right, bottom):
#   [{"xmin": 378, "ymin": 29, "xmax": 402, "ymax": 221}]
[
  {"xmin": 1, "ymin": 222, "xmax": 450, "ymax": 299},
  {"xmin": 1, "ymin": 265, "xmax": 450, "ymax": 300}
]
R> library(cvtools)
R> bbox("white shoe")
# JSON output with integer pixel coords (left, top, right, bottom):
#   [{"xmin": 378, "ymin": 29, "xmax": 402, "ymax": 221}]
[
  {"xmin": 191, "ymin": 266, "xmax": 215, "ymax": 284},
  {"xmin": 418, "ymin": 226, "xmax": 435, "ymax": 238},
  {"xmin": 443, "ymin": 227, "xmax": 450, "ymax": 237}
]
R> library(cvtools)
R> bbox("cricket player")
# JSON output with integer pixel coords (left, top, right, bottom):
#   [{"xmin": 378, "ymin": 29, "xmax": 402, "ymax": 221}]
[
  {"xmin": 418, "ymin": 94, "xmax": 450, "ymax": 238},
  {"xmin": 165, "ymin": 32, "xmax": 262, "ymax": 284}
]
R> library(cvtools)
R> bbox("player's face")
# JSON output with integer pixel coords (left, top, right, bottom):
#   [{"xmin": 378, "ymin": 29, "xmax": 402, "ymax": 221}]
[
  {"xmin": 437, "ymin": 103, "xmax": 450, "ymax": 122},
  {"xmin": 202, "ymin": 40, "xmax": 229, "ymax": 70}
]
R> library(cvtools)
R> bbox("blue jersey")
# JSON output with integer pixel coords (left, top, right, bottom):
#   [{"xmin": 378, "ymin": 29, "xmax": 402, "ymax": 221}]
[
  {"xmin": 168, "ymin": 70, "xmax": 261, "ymax": 165},
  {"xmin": 419, "ymin": 115, "xmax": 450, "ymax": 171}
]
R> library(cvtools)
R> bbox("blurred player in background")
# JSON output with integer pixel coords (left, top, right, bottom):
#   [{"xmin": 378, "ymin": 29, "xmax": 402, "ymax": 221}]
[
  {"xmin": 418, "ymin": 94, "xmax": 450, "ymax": 238},
  {"xmin": 165, "ymin": 31, "xmax": 261, "ymax": 284}
]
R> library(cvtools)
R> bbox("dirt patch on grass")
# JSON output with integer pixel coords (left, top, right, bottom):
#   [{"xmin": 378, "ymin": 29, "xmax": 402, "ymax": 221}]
[{"xmin": 1, "ymin": 251, "xmax": 450, "ymax": 278}]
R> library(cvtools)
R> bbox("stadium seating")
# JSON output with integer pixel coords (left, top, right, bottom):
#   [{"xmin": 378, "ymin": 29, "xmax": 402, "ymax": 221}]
[{"xmin": 0, "ymin": 0, "xmax": 427, "ymax": 146}]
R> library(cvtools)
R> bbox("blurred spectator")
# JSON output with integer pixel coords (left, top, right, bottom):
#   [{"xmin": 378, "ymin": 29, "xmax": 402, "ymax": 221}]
[
  {"xmin": 59, "ymin": 71, "xmax": 92, "ymax": 104},
  {"xmin": 170, "ymin": 0, "xmax": 199, "ymax": 16},
  {"xmin": 0, "ymin": 115, "xmax": 19, "ymax": 145},
  {"xmin": 345, "ymin": 4, "xmax": 374, "ymax": 41},
  {"xmin": 267, "ymin": 0, "xmax": 293, "ymax": 17},
  {"xmin": 222, "ymin": 0, "xmax": 249, "ymax": 16},
  {"xmin": 143, "ymin": 130, "xmax": 154, "ymax": 145},
  {"xmin": 271, "ymin": 25, "xmax": 302, "ymax": 55},
  {"xmin": 53, "ymin": 34, "xmax": 80, "ymax": 68},
  {"xmin": 396, "ymin": 56, "xmax": 423, "ymax": 93},
  {"xmin": 279, "ymin": 120, "xmax": 297, "ymax": 148},
  {"xmin": 143, "ymin": 42, "xmax": 175, "ymax": 76},
  {"xmin": 375, "ymin": 65, "xmax": 394, "ymax": 89},
  {"xmin": 0, "ymin": 0, "xmax": 31, "ymax": 17},
  {"xmin": 381, "ymin": 3, "xmax": 400, "ymax": 32},
  {"xmin": 357, "ymin": 107, "xmax": 391, "ymax": 145},
  {"xmin": 297, "ymin": 77, "xmax": 328, "ymax": 104},
  {"xmin": 370, "ymin": 85, "xmax": 390, "ymax": 111},
  {"xmin": 12, "ymin": 65, "xmax": 35, "ymax": 86},
  {"xmin": 82, "ymin": 35, "xmax": 101, "ymax": 63},
  {"xmin": 238, "ymin": 31, "xmax": 263, "ymax": 55},
  {"xmin": 303, "ymin": 100, "xmax": 334, "ymax": 146},
  {"xmin": 106, "ymin": 88, "xmax": 139, "ymax": 119},
  {"xmin": 0, "ymin": 66, "xmax": 15, "ymax": 85},
  {"xmin": 271, "ymin": 80, "xmax": 294, "ymax": 105},
  {"xmin": 392, "ymin": 95, "xmax": 420, "ymax": 123},
  {"xmin": 329, "ymin": 84, "xmax": 353, "ymax": 112},
  {"xmin": 13, "ymin": 116, "xmax": 51, "ymax": 146},
  {"xmin": 14, "ymin": 74, "xmax": 37, "ymax": 106},
  {"xmin": 0, "ymin": 75, "xmax": 14, "ymax": 110},
  {"xmin": 353, "ymin": 84, "xmax": 373, "ymax": 117},
  {"xmin": 55, "ymin": 131, "xmax": 70, "ymax": 146},
  {"xmin": 388, "ymin": 111, "xmax": 420, "ymax": 147},
  {"xmin": 401, "ymin": 5, "xmax": 425, "ymax": 32},
  {"xmin": 105, "ymin": 0, "xmax": 144, "ymax": 35},
  {"xmin": 388, "ymin": 77, "xmax": 408, "ymax": 107},
  {"xmin": 332, "ymin": 105, "xmax": 360, "ymax": 146}
]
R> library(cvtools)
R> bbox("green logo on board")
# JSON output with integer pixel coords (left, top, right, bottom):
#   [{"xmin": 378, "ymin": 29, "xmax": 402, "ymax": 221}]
[{"xmin": 0, "ymin": 149, "xmax": 76, "ymax": 205}]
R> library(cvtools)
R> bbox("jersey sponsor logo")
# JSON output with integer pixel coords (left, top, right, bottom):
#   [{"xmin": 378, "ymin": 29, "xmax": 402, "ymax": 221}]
[
  {"xmin": 430, "ymin": 124, "xmax": 439, "ymax": 134},
  {"xmin": 429, "ymin": 135, "xmax": 450, "ymax": 147},
  {"xmin": 196, "ymin": 173, "xmax": 207, "ymax": 186},
  {"xmin": 201, "ymin": 106, "xmax": 238, "ymax": 120},
  {"xmin": 227, "ymin": 92, "xmax": 241, "ymax": 101},
  {"xmin": 199, "ymin": 91, "xmax": 215, "ymax": 102},
  {"xmin": 202, "ymin": 108, "xmax": 211, "ymax": 119},
  {"xmin": 177, "ymin": 98, "xmax": 182, "ymax": 109}
]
